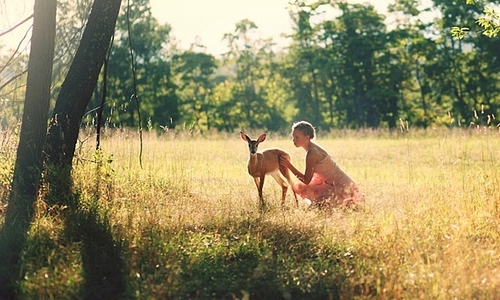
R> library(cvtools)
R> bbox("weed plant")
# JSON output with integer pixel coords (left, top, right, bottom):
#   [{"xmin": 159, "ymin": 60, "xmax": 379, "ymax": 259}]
[{"xmin": 1, "ymin": 127, "xmax": 500, "ymax": 299}]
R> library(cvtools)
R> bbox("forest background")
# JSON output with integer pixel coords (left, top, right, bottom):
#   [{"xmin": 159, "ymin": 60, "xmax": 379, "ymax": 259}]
[{"xmin": 2, "ymin": 0, "xmax": 500, "ymax": 133}]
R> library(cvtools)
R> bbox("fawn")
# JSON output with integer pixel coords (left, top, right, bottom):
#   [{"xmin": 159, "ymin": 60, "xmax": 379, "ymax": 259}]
[{"xmin": 240, "ymin": 132, "xmax": 298, "ymax": 207}]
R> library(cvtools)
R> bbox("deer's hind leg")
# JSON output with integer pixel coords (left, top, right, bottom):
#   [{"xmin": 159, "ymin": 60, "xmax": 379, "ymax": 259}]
[
  {"xmin": 278, "ymin": 162, "xmax": 298, "ymax": 207},
  {"xmin": 270, "ymin": 172, "xmax": 288, "ymax": 206}
]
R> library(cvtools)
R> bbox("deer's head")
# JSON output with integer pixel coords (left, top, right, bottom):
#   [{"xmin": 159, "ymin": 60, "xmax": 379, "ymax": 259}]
[{"xmin": 240, "ymin": 132, "xmax": 266, "ymax": 155}]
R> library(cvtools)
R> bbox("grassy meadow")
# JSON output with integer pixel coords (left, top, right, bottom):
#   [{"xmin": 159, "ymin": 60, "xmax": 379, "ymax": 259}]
[{"xmin": 1, "ymin": 127, "xmax": 500, "ymax": 299}]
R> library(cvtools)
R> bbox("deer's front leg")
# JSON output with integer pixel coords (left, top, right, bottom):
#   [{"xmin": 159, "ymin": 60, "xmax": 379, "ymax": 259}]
[
  {"xmin": 253, "ymin": 177, "xmax": 261, "ymax": 202},
  {"xmin": 257, "ymin": 175, "xmax": 265, "ymax": 207}
]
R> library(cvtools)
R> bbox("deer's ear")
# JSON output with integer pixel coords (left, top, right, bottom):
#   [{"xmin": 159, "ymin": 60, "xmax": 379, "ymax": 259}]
[
  {"xmin": 257, "ymin": 133, "xmax": 266, "ymax": 143},
  {"xmin": 240, "ymin": 132, "xmax": 250, "ymax": 141}
]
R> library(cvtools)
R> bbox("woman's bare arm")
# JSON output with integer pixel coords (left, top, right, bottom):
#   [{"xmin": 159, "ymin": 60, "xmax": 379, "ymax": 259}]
[
  {"xmin": 302, "ymin": 147, "xmax": 324, "ymax": 184},
  {"xmin": 279, "ymin": 156, "xmax": 305, "ymax": 181},
  {"xmin": 302, "ymin": 152, "xmax": 316, "ymax": 184}
]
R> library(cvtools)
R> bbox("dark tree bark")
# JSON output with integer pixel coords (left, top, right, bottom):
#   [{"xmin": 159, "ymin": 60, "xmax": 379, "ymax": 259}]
[
  {"xmin": 0, "ymin": 0, "xmax": 57, "ymax": 297},
  {"xmin": 44, "ymin": 0, "xmax": 122, "ymax": 206}
]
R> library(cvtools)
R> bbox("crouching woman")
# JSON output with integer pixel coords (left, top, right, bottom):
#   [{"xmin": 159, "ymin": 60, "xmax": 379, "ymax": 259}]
[{"xmin": 279, "ymin": 121, "xmax": 365, "ymax": 208}]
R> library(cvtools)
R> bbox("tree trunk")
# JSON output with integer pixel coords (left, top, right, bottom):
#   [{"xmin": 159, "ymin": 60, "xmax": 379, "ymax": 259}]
[
  {"xmin": 0, "ymin": 0, "xmax": 57, "ymax": 297},
  {"xmin": 44, "ymin": 0, "xmax": 122, "ymax": 206}
]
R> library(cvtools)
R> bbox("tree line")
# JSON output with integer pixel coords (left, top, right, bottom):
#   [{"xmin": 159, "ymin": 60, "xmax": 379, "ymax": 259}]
[{"xmin": 2, "ymin": 0, "xmax": 500, "ymax": 133}]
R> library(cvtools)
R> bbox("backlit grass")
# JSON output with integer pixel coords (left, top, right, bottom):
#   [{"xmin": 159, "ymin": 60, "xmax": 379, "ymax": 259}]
[{"xmin": 1, "ymin": 128, "xmax": 500, "ymax": 299}]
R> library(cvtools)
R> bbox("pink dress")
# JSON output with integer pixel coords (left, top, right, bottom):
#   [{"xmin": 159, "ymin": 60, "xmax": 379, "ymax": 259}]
[{"xmin": 292, "ymin": 155, "xmax": 364, "ymax": 208}]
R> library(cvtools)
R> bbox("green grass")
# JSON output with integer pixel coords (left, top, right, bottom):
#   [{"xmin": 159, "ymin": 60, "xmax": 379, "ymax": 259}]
[{"xmin": 2, "ymin": 128, "xmax": 500, "ymax": 299}]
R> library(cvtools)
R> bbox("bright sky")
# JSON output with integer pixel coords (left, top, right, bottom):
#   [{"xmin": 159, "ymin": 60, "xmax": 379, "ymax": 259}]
[
  {"xmin": 0, "ymin": 0, "xmax": 397, "ymax": 57},
  {"xmin": 150, "ymin": 0, "xmax": 394, "ymax": 56},
  {"xmin": 150, "ymin": 0, "xmax": 296, "ymax": 55}
]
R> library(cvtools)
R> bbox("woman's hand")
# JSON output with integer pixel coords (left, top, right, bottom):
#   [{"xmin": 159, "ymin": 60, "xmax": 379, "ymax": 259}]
[
  {"xmin": 278, "ymin": 155, "xmax": 291, "ymax": 168},
  {"xmin": 279, "ymin": 156, "xmax": 304, "ymax": 182}
]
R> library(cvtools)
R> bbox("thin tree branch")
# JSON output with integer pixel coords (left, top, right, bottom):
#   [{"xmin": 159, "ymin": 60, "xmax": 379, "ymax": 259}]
[
  {"xmin": 0, "ymin": 14, "xmax": 33, "ymax": 37},
  {"xmin": 126, "ymin": 0, "xmax": 143, "ymax": 169},
  {"xmin": 0, "ymin": 24, "xmax": 32, "ymax": 76},
  {"xmin": 0, "ymin": 69, "xmax": 28, "ymax": 92},
  {"xmin": 96, "ymin": 36, "xmax": 114, "ymax": 150}
]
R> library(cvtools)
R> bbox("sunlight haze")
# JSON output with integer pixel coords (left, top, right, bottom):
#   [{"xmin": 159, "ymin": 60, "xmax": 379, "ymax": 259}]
[
  {"xmin": 150, "ymin": 0, "xmax": 394, "ymax": 56},
  {"xmin": 1, "ymin": 0, "xmax": 395, "ymax": 56}
]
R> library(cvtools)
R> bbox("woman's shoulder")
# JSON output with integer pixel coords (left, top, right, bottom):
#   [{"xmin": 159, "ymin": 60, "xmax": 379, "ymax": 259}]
[{"xmin": 307, "ymin": 144, "xmax": 329, "ymax": 160}]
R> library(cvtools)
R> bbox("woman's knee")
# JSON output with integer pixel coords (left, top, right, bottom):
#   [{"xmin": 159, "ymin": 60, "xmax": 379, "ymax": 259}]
[{"xmin": 292, "ymin": 182, "xmax": 305, "ymax": 193}]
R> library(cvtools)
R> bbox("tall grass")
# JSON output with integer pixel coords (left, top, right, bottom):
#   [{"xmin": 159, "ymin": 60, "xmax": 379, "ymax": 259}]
[{"xmin": 1, "ymin": 128, "xmax": 500, "ymax": 299}]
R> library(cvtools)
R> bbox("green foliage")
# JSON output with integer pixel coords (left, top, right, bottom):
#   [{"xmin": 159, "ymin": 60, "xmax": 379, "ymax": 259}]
[
  {"xmin": 452, "ymin": 0, "xmax": 500, "ymax": 38},
  {"xmin": 0, "ymin": 126, "xmax": 17, "ymax": 213},
  {"xmin": 216, "ymin": 19, "xmax": 290, "ymax": 131},
  {"xmin": 88, "ymin": 0, "xmax": 180, "ymax": 130},
  {"xmin": 172, "ymin": 51, "xmax": 218, "ymax": 131},
  {"xmin": 286, "ymin": 2, "xmax": 400, "ymax": 128},
  {"xmin": 477, "ymin": 6, "xmax": 500, "ymax": 37},
  {"xmin": 178, "ymin": 233, "xmax": 264, "ymax": 298},
  {"xmin": 451, "ymin": 26, "xmax": 470, "ymax": 39}
]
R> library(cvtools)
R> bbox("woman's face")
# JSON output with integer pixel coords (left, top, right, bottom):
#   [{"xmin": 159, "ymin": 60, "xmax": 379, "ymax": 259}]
[{"xmin": 292, "ymin": 129, "xmax": 309, "ymax": 148}]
